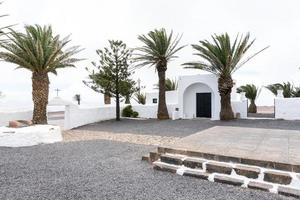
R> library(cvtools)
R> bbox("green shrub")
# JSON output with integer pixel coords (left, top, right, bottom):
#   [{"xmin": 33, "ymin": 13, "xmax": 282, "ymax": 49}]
[
  {"xmin": 122, "ymin": 105, "xmax": 134, "ymax": 117},
  {"xmin": 122, "ymin": 105, "xmax": 139, "ymax": 118},
  {"xmin": 132, "ymin": 111, "xmax": 139, "ymax": 118}
]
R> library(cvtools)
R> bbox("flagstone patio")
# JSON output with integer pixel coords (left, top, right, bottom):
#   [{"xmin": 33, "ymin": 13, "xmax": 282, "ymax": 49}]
[{"xmin": 159, "ymin": 126, "xmax": 300, "ymax": 172}]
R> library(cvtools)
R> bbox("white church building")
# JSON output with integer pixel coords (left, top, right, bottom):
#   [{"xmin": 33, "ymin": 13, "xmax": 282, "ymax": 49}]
[{"xmin": 146, "ymin": 74, "xmax": 248, "ymax": 120}]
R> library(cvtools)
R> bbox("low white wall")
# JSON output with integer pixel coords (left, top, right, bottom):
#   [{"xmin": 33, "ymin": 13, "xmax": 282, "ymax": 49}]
[
  {"xmin": 0, "ymin": 110, "xmax": 33, "ymax": 126},
  {"xmin": 64, "ymin": 104, "xmax": 179, "ymax": 130},
  {"xmin": 64, "ymin": 105, "xmax": 116, "ymax": 130},
  {"xmin": 275, "ymin": 98, "xmax": 300, "ymax": 120},
  {"xmin": 132, "ymin": 104, "xmax": 178, "ymax": 119},
  {"xmin": 231, "ymin": 100, "xmax": 248, "ymax": 119}
]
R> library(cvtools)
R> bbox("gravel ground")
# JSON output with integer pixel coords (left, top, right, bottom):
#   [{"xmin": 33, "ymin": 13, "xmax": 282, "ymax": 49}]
[
  {"xmin": 0, "ymin": 140, "xmax": 289, "ymax": 200},
  {"xmin": 75, "ymin": 118, "xmax": 300, "ymax": 137},
  {"xmin": 63, "ymin": 130, "xmax": 180, "ymax": 146}
]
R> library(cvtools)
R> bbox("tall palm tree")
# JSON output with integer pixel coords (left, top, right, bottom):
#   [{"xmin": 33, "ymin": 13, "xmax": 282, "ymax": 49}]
[
  {"xmin": 0, "ymin": 25, "xmax": 82, "ymax": 124},
  {"xmin": 237, "ymin": 84, "xmax": 260, "ymax": 113},
  {"xmin": 184, "ymin": 33, "xmax": 268, "ymax": 120},
  {"xmin": 134, "ymin": 28, "xmax": 184, "ymax": 119}
]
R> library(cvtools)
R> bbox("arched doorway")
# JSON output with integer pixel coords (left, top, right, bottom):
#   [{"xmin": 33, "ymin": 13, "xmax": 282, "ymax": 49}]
[{"xmin": 182, "ymin": 82, "xmax": 215, "ymax": 119}]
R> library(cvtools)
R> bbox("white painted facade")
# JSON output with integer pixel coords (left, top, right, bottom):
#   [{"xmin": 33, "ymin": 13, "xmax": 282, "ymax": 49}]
[
  {"xmin": 275, "ymin": 97, "xmax": 300, "ymax": 120},
  {"xmin": 146, "ymin": 74, "xmax": 246, "ymax": 120},
  {"xmin": 178, "ymin": 74, "xmax": 219, "ymax": 120},
  {"xmin": 0, "ymin": 74, "xmax": 248, "ymax": 130},
  {"xmin": 146, "ymin": 91, "xmax": 179, "ymax": 105}
]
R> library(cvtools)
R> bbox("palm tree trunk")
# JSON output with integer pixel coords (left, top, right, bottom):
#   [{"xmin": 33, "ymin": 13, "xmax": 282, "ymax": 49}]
[
  {"xmin": 248, "ymin": 100, "xmax": 257, "ymax": 113},
  {"xmin": 32, "ymin": 72, "xmax": 49, "ymax": 124},
  {"xmin": 157, "ymin": 64, "xmax": 169, "ymax": 120},
  {"xmin": 218, "ymin": 76, "xmax": 234, "ymax": 120}
]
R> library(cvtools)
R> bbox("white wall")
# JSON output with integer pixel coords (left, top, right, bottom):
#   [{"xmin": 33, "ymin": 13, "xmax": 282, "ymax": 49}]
[
  {"xmin": 64, "ymin": 105, "xmax": 116, "ymax": 130},
  {"xmin": 132, "ymin": 104, "xmax": 178, "ymax": 119},
  {"xmin": 145, "ymin": 91, "xmax": 178, "ymax": 105},
  {"xmin": 178, "ymin": 74, "xmax": 221, "ymax": 120},
  {"xmin": 232, "ymin": 100, "xmax": 248, "ymax": 119},
  {"xmin": 275, "ymin": 98, "xmax": 300, "ymax": 120},
  {"xmin": 0, "ymin": 110, "xmax": 33, "ymax": 126},
  {"xmin": 64, "ymin": 103, "xmax": 179, "ymax": 130}
]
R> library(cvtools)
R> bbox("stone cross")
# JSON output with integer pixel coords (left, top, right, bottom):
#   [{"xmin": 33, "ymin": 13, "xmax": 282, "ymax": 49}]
[{"xmin": 55, "ymin": 88, "xmax": 61, "ymax": 97}]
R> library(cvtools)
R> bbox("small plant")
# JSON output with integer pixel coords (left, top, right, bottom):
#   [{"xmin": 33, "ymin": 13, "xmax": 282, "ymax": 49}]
[
  {"xmin": 135, "ymin": 93, "xmax": 146, "ymax": 104},
  {"xmin": 132, "ymin": 111, "xmax": 139, "ymax": 118},
  {"xmin": 122, "ymin": 105, "xmax": 139, "ymax": 118},
  {"xmin": 122, "ymin": 105, "xmax": 134, "ymax": 117}
]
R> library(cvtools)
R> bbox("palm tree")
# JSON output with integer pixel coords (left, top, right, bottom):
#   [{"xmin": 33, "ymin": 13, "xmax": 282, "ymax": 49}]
[
  {"xmin": 237, "ymin": 84, "xmax": 260, "ymax": 113},
  {"xmin": 0, "ymin": 25, "xmax": 82, "ymax": 124},
  {"xmin": 154, "ymin": 78, "xmax": 178, "ymax": 91},
  {"xmin": 134, "ymin": 28, "xmax": 184, "ymax": 119},
  {"xmin": 266, "ymin": 82, "xmax": 294, "ymax": 98},
  {"xmin": 183, "ymin": 33, "xmax": 268, "ymax": 120}
]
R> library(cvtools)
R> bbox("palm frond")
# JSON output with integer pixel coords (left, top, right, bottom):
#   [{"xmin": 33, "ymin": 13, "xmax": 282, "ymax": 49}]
[
  {"xmin": 0, "ymin": 24, "xmax": 83, "ymax": 74},
  {"xmin": 183, "ymin": 32, "xmax": 268, "ymax": 78},
  {"xmin": 236, "ymin": 84, "xmax": 259, "ymax": 101},
  {"xmin": 133, "ymin": 28, "xmax": 184, "ymax": 69}
]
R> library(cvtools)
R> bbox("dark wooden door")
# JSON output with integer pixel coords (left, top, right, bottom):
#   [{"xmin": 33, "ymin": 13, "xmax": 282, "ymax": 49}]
[{"xmin": 196, "ymin": 93, "xmax": 211, "ymax": 118}]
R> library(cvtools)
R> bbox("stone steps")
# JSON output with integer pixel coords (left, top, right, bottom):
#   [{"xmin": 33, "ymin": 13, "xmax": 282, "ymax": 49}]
[
  {"xmin": 145, "ymin": 151, "xmax": 300, "ymax": 198},
  {"xmin": 156, "ymin": 146, "xmax": 300, "ymax": 173}
]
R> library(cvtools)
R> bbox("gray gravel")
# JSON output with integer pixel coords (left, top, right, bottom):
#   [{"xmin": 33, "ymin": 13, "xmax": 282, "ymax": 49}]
[
  {"xmin": 75, "ymin": 118, "xmax": 300, "ymax": 137},
  {"xmin": 0, "ymin": 140, "xmax": 289, "ymax": 200}
]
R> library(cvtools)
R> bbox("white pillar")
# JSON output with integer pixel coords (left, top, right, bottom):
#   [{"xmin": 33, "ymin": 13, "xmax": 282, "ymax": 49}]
[{"xmin": 277, "ymin": 89, "xmax": 284, "ymax": 98}]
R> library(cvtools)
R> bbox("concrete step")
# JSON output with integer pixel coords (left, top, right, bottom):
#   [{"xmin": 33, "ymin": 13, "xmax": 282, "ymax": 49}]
[
  {"xmin": 278, "ymin": 186, "xmax": 300, "ymax": 198},
  {"xmin": 149, "ymin": 152, "xmax": 300, "ymax": 198},
  {"xmin": 160, "ymin": 154, "xmax": 185, "ymax": 165},
  {"xmin": 213, "ymin": 174, "xmax": 244, "ymax": 186},
  {"xmin": 157, "ymin": 146, "xmax": 300, "ymax": 173},
  {"xmin": 206, "ymin": 161, "xmax": 233, "ymax": 175},
  {"xmin": 264, "ymin": 170, "xmax": 292, "ymax": 185},
  {"xmin": 248, "ymin": 181, "xmax": 273, "ymax": 192},
  {"xmin": 183, "ymin": 157, "xmax": 206, "ymax": 169},
  {"xmin": 183, "ymin": 169, "xmax": 209, "ymax": 180},
  {"xmin": 234, "ymin": 164, "xmax": 260, "ymax": 179},
  {"xmin": 153, "ymin": 161, "xmax": 180, "ymax": 173}
]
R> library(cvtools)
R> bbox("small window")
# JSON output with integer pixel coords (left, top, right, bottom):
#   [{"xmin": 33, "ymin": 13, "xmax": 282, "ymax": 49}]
[{"xmin": 152, "ymin": 98, "xmax": 158, "ymax": 104}]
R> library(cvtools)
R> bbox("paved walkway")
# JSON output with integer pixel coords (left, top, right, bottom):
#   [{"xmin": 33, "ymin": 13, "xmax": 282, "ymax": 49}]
[{"xmin": 168, "ymin": 126, "xmax": 300, "ymax": 166}]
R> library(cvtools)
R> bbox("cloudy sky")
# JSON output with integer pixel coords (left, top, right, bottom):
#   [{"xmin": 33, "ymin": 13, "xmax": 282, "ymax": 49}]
[{"xmin": 0, "ymin": 0, "xmax": 299, "ymax": 109}]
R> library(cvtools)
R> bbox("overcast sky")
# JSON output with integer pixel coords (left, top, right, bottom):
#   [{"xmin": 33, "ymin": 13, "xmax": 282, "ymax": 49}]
[{"xmin": 0, "ymin": 0, "xmax": 300, "ymax": 109}]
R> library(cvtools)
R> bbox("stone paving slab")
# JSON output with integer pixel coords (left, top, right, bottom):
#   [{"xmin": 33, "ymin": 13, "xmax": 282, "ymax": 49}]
[{"xmin": 163, "ymin": 126, "xmax": 300, "ymax": 171}]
